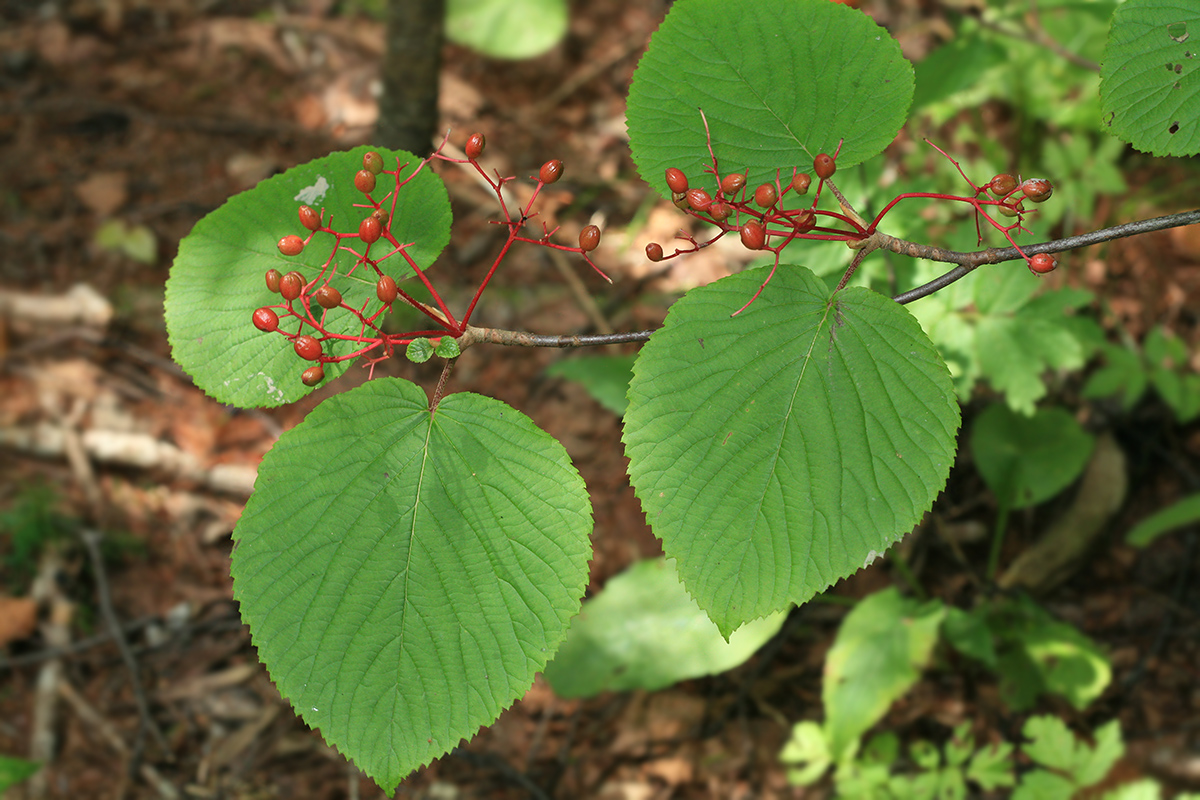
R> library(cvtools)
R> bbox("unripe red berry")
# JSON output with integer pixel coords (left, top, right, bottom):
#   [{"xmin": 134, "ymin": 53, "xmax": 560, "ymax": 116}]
[
  {"xmin": 740, "ymin": 220, "xmax": 766, "ymax": 250},
  {"xmin": 278, "ymin": 235, "xmax": 304, "ymax": 256},
  {"xmin": 372, "ymin": 208, "xmax": 390, "ymax": 226},
  {"xmin": 709, "ymin": 202, "xmax": 732, "ymax": 222},
  {"xmin": 754, "ymin": 183, "xmax": 778, "ymax": 209},
  {"xmin": 665, "ymin": 167, "xmax": 689, "ymax": 194},
  {"xmin": 539, "ymin": 159, "xmax": 564, "ymax": 184},
  {"xmin": 996, "ymin": 202, "xmax": 1021, "ymax": 218},
  {"xmin": 1021, "ymin": 178, "xmax": 1053, "ymax": 203},
  {"xmin": 686, "ymin": 188, "xmax": 713, "ymax": 212},
  {"xmin": 988, "ymin": 174, "xmax": 1018, "ymax": 197},
  {"xmin": 720, "ymin": 173, "xmax": 745, "ymax": 196},
  {"xmin": 265, "ymin": 268, "xmax": 283, "ymax": 293},
  {"xmin": 253, "ymin": 307, "xmax": 279, "ymax": 332},
  {"xmin": 646, "ymin": 242, "xmax": 664, "ymax": 262},
  {"xmin": 376, "ymin": 275, "xmax": 398, "ymax": 303},
  {"xmin": 298, "ymin": 205, "xmax": 321, "ymax": 231},
  {"xmin": 1028, "ymin": 253, "xmax": 1057, "ymax": 274},
  {"xmin": 314, "ymin": 285, "xmax": 342, "ymax": 308},
  {"xmin": 294, "ymin": 335, "xmax": 322, "ymax": 361},
  {"xmin": 791, "ymin": 173, "xmax": 812, "ymax": 195},
  {"xmin": 363, "ymin": 151, "xmax": 384, "ymax": 175},
  {"xmin": 360, "ymin": 215, "xmax": 382, "ymax": 244},
  {"xmin": 465, "ymin": 132, "xmax": 486, "ymax": 160},
  {"xmin": 301, "ymin": 364, "xmax": 325, "ymax": 386},
  {"xmin": 813, "ymin": 153, "xmax": 836, "ymax": 180},
  {"xmin": 279, "ymin": 271, "xmax": 305, "ymax": 301},
  {"xmin": 355, "ymin": 169, "xmax": 377, "ymax": 194},
  {"xmin": 578, "ymin": 225, "xmax": 601, "ymax": 252}
]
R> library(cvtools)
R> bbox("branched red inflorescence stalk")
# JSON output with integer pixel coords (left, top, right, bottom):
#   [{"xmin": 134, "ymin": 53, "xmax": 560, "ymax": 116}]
[
  {"xmin": 254, "ymin": 134, "xmax": 610, "ymax": 383},
  {"xmin": 648, "ymin": 115, "xmax": 1055, "ymax": 314}
]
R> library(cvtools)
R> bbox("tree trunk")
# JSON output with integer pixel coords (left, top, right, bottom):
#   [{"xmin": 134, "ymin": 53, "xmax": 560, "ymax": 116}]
[{"xmin": 376, "ymin": 0, "xmax": 445, "ymax": 156}]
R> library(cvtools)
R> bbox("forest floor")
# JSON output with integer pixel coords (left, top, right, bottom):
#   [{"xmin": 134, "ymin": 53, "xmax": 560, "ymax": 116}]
[{"xmin": 1, "ymin": 1, "xmax": 1198, "ymax": 798}]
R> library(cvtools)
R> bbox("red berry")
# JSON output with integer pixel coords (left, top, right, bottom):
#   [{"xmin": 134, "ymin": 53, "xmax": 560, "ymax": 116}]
[
  {"xmin": 578, "ymin": 225, "xmax": 601, "ymax": 252},
  {"xmin": 278, "ymin": 235, "xmax": 304, "ymax": 256},
  {"xmin": 465, "ymin": 132, "xmax": 486, "ymax": 160},
  {"xmin": 298, "ymin": 205, "xmax": 321, "ymax": 231},
  {"xmin": 376, "ymin": 275, "xmax": 398, "ymax": 303},
  {"xmin": 754, "ymin": 183, "xmax": 778, "ymax": 209},
  {"xmin": 813, "ymin": 153, "xmax": 836, "ymax": 180},
  {"xmin": 646, "ymin": 242, "xmax": 664, "ymax": 262},
  {"xmin": 265, "ymin": 269, "xmax": 283, "ymax": 293},
  {"xmin": 740, "ymin": 220, "xmax": 766, "ymax": 250},
  {"xmin": 793, "ymin": 209, "xmax": 816, "ymax": 233},
  {"xmin": 314, "ymin": 285, "xmax": 342, "ymax": 308},
  {"xmin": 1021, "ymin": 178, "xmax": 1053, "ymax": 203},
  {"xmin": 279, "ymin": 271, "xmax": 304, "ymax": 301},
  {"xmin": 686, "ymin": 188, "xmax": 712, "ymax": 212},
  {"xmin": 720, "ymin": 173, "xmax": 746, "ymax": 196},
  {"xmin": 363, "ymin": 151, "xmax": 384, "ymax": 175},
  {"xmin": 293, "ymin": 335, "xmax": 322, "ymax": 361},
  {"xmin": 791, "ymin": 173, "xmax": 812, "ymax": 195},
  {"xmin": 355, "ymin": 169, "xmax": 377, "ymax": 194},
  {"xmin": 996, "ymin": 202, "xmax": 1021, "ymax": 218},
  {"xmin": 539, "ymin": 159, "xmax": 564, "ymax": 184},
  {"xmin": 709, "ymin": 202, "xmax": 732, "ymax": 222},
  {"xmin": 252, "ymin": 307, "xmax": 279, "ymax": 332},
  {"xmin": 301, "ymin": 364, "xmax": 325, "ymax": 387},
  {"xmin": 1028, "ymin": 253, "xmax": 1057, "ymax": 274},
  {"xmin": 665, "ymin": 167, "xmax": 689, "ymax": 194},
  {"xmin": 360, "ymin": 215, "xmax": 382, "ymax": 244},
  {"xmin": 989, "ymin": 174, "xmax": 1018, "ymax": 197}
]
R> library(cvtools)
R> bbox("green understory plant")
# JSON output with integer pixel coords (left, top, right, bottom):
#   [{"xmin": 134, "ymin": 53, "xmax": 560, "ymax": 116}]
[{"xmin": 164, "ymin": 0, "xmax": 1200, "ymax": 789}]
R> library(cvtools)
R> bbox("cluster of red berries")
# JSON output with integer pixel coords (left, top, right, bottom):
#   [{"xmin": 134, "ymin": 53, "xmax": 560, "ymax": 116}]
[
  {"xmin": 978, "ymin": 173, "xmax": 1056, "ymax": 274},
  {"xmin": 645, "ymin": 148, "xmax": 848, "ymax": 265},
  {"xmin": 253, "ymin": 135, "xmax": 608, "ymax": 385}
]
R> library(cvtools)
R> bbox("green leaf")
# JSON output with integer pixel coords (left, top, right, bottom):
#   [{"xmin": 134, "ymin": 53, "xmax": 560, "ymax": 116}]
[
  {"xmin": 166, "ymin": 146, "xmax": 451, "ymax": 408},
  {"xmin": 406, "ymin": 337, "xmax": 435, "ymax": 363},
  {"xmin": 942, "ymin": 606, "xmax": 998, "ymax": 668},
  {"xmin": 1127, "ymin": 491, "xmax": 1200, "ymax": 546},
  {"xmin": 623, "ymin": 266, "xmax": 959, "ymax": 636},
  {"xmin": 434, "ymin": 337, "xmax": 461, "ymax": 359},
  {"xmin": 0, "ymin": 755, "xmax": 40, "ymax": 791},
  {"xmin": 445, "ymin": 0, "xmax": 567, "ymax": 60},
  {"xmin": 913, "ymin": 33, "xmax": 1008, "ymax": 111},
  {"xmin": 1022, "ymin": 716, "xmax": 1123, "ymax": 788},
  {"xmin": 1100, "ymin": 0, "xmax": 1200, "ymax": 156},
  {"xmin": 544, "ymin": 355, "xmax": 636, "ymax": 417},
  {"xmin": 543, "ymin": 557, "xmax": 785, "ymax": 698},
  {"xmin": 1014, "ymin": 768, "xmax": 1080, "ymax": 800},
  {"xmin": 987, "ymin": 596, "xmax": 1111, "ymax": 711},
  {"xmin": 626, "ymin": 0, "xmax": 914, "ymax": 200},
  {"xmin": 967, "ymin": 741, "xmax": 1015, "ymax": 791},
  {"xmin": 823, "ymin": 588, "xmax": 946, "ymax": 758},
  {"xmin": 970, "ymin": 404, "xmax": 1095, "ymax": 510},
  {"xmin": 780, "ymin": 720, "xmax": 833, "ymax": 786},
  {"xmin": 1101, "ymin": 778, "xmax": 1171, "ymax": 800},
  {"xmin": 231, "ymin": 378, "xmax": 592, "ymax": 790},
  {"xmin": 1082, "ymin": 343, "xmax": 1148, "ymax": 411},
  {"xmin": 95, "ymin": 218, "xmax": 157, "ymax": 265}
]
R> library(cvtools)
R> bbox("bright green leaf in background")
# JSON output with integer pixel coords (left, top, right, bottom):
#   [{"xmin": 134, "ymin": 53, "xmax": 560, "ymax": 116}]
[
  {"xmin": 1127, "ymin": 492, "xmax": 1200, "ymax": 546},
  {"xmin": 822, "ymin": 588, "xmax": 946, "ymax": 759},
  {"xmin": 543, "ymin": 558, "xmax": 786, "ymax": 698},
  {"xmin": 95, "ymin": 218, "xmax": 157, "ymax": 265},
  {"xmin": 231, "ymin": 379, "xmax": 592, "ymax": 790},
  {"xmin": 626, "ymin": 0, "xmax": 914, "ymax": 200},
  {"xmin": 970, "ymin": 404, "xmax": 1095, "ymax": 510},
  {"xmin": 1021, "ymin": 716, "xmax": 1123, "ymax": 791},
  {"xmin": 0, "ymin": 755, "xmax": 40, "ymax": 792},
  {"xmin": 623, "ymin": 266, "xmax": 959, "ymax": 637},
  {"xmin": 544, "ymin": 355, "xmax": 636, "ymax": 417},
  {"xmin": 166, "ymin": 146, "xmax": 451, "ymax": 408},
  {"xmin": 446, "ymin": 0, "xmax": 567, "ymax": 60},
  {"xmin": 1101, "ymin": 0, "xmax": 1200, "ymax": 156}
]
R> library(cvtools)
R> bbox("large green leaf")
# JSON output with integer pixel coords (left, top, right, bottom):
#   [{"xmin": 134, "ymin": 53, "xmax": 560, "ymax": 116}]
[
  {"xmin": 446, "ymin": 0, "xmax": 567, "ymax": 60},
  {"xmin": 231, "ymin": 379, "xmax": 592, "ymax": 790},
  {"xmin": 822, "ymin": 588, "xmax": 946, "ymax": 759},
  {"xmin": 542, "ymin": 557, "xmax": 787, "ymax": 698},
  {"xmin": 622, "ymin": 266, "xmax": 960, "ymax": 636},
  {"xmin": 626, "ymin": 0, "xmax": 914, "ymax": 199},
  {"xmin": 166, "ymin": 147, "xmax": 451, "ymax": 408},
  {"xmin": 1100, "ymin": 0, "xmax": 1200, "ymax": 156},
  {"xmin": 970, "ymin": 404, "xmax": 1095, "ymax": 510}
]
